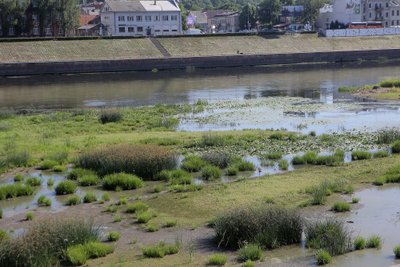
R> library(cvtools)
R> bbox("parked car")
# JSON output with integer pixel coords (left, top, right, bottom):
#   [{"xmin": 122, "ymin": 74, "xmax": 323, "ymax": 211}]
[{"xmin": 185, "ymin": 28, "xmax": 204, "ymax": 35}]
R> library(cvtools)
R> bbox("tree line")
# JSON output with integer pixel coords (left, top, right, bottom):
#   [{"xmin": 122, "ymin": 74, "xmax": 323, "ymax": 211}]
[{"xmin": 0, "ymin": 0, "xmax": 79, "ymax": 37}]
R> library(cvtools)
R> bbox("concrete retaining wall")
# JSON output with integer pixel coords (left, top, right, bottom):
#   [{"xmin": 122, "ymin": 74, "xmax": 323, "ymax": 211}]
[{"xmin": 1, "ymin": 49, "xmax": 399, "ymax": 76}]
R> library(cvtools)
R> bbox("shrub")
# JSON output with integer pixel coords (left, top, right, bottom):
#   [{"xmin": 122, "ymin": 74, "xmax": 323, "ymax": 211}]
[
  {"xmin": 104, "ymin": 205, "xmax": 118, "ymax": 213},
  {"xmin": 66, "ymin": 195, "xmax": 81, "ymax": 206},
  {"xmin": 78, "ymin": 174, "xmax": 100, "ymax": 186},
  {"xmin": 55, "ymin": 180, "xmax": 77, "ymax": 195},
  {"xmin": 380, "ymin": 79, "xmax": 400, "ymax": 87},
  {"xmin": 39, "ymin": 160, "xmax": 57, "ymax": 170},
  {"xmin": 78, "ymin": 144, "xmax": 177, "ymax": 179},
  {"xmin": 83, "ymin": 192, "xmax": 97, "ymax": 203},
  {"xmin": 201, "ymin": 165, "xmax": 222, "ymax": 180},
  {"xmin": 14, "ymin": 173, "xmax": 24, "ymax": 182},
  {"xmin": 352, "ymin": 197, "xmax": 360, "ymax": 204},
  {"xmin": 373, "ymin": 176, "xmax": 386, "ymax": 186},
  {"xmin": 107, "ymin": 231, "xmax": 120, "ymax": 242},
  {"xmin": 208, "ymin": 253, "xmax": 228, "ymax": 266},
  {"xmin": 25, "ymin": 177, "xmax": 41, "ymax": 187},
  {"xmin": 103, "ymin": 173, "xmax": 144, "ymax": 191},
  {"xmin": 26, "ymin": 212, "xmax": 34, "ymax": 221},
  {"xmin": 201, "ymin": 152, "xmax": 232, "ymax": 168},
  {"xmin": 242, "ymin": 260, "xmax": 255, "ymax": 267},
  {"xmin": 316, "ymin": 249, "xmax": 332, "ymax": 265},
  {"xmin": 67, "ymin": 241, "xmax": 113, "ymax": 265},
  {"xmin": 351, "ymin": 151, "xmax": 372, "ymax": 160},
  {"xmin": 137, "ymin": 211, "xmax": 155, "ymax": 224},
  {"xmin": 234, "ymin": 159, "xmax": 256, "ymax": 172},
  {"xmin": 303, "ymin": 151, "xmax": 318, "ymax": 164},
  {"xmin": 305, "ymin": 219, "xmax": 352, "ymax": 256},
  {"xmin": 392, "ymin": 140, "xmax": 400, "ymax": 153},
  {"xmin": 181, "ymin": 155, "xmax": 206, "ymax": 172},
  {"xmin": 214, "ymin": 206, "xmax": 303, "ymax": 249},
  {"xmin": 225, "ymin": 165, "xmax": 239, "ymax": 176},
  {"xmin": 307, "ymin": 179, "xmax": 351, "ymax": 205},
  {"xmin": 117, "ymin": 197, "xmax": 127, "ymax": 205},
  {"xmin": 153, "ymin": 184, "xmax": 163, "ymax": 193},
  {"xmin": 126, "ymin": 202, "xmax": 149, "ymax": 213},
  {"xmin": 354, "ymin": 236, "xmax": 366, "ymax": 250},
  {"xmin": 278, "ymin": 159, "xmax": 289, "ymax": 170},
  {"xmin": 238, "ymin": 244, "xmax": 264, "ymax": 262},
  {"xmin": 99, "ymin": 109, "xmax": 122, "ymax": 124},
  {"xmin": 37, "ymin": 195, "xmax": 51, "ymax": 207},
  {"xmin": 142, "ymin": 242, "xmax": 180, "ymax": 258},
  {"xmin": 0, "ymin": 183, "xmax": 33, "ymax": 200},
  {"xmin": 292, "ymin": 156, "xmax": 305, "ymax": 165},
  {"xmin": 156, "ymin": 169, "xmax": 192, "ymax": 185},
  {"xmin": 67, "ymin": 168, "xmax": 96, "ymax": 180},
  {"xmin": 373, "ymin": 150, "xmax": 389, "ymax": 158},
  {"xmin": 332, "ymin": 201, "xmax": 351, "ymax": 212},
  {"xmin": 394, "ymin": 245, "xmax": 400, "ymax": 259},
  {"xmin": 366, "ymin": 235, "xmax": 381, "ymax": 249}
]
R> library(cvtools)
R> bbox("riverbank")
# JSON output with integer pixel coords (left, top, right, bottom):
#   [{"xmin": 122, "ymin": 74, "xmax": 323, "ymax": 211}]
[{"xmin": 2, "ymin": 34, "xmax": 400, "ymax": 75}]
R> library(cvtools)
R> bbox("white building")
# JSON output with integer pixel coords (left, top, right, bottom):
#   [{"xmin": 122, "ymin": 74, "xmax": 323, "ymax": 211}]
[{"xmin": 101, "ymin": 0, "xmax": 182, "ymax": 36}]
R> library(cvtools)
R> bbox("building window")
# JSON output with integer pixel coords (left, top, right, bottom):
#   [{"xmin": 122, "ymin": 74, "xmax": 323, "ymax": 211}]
[
  {"xmin": 163, "ymin": 29, "xmax": 169, "ymax": 32},
  {"xmin": 155, "ymin": 15, "xmax": 160, "ymax": 21},
  {"xmin": 171, "ymin": 15, "xmax": 178, "ymax": 21},
  {"xmin": 386, "ymin": 21, "xmax": 388, "ymax": 26},
  {"xmin": 392, "ymin": 20, "xmax": 395, "ymax": 25},
  {"xmin": 162, "ymin": 15, "xmax": 169, "ymax": 21},
  {"xmin": 136, "ymin": 16, "xmax": 142, "ymax": 21},
  {"xmin": 397, "ymin": 20, "xmax": 399, "ymax": 25},
  {"xmin": 386, "ymin": 12, "xmax": 389, "ymax": 17},
  {"xmin": 127, "ymin": 16, "xmax": 134, "ymax": 21},
  {"xmin": 119, "ymin": 27, "xmax": 125, "ymax": 32},
  {"xmin": 145, "ymin": 15, "xmax": 151, "ymax": 21},
  {"xmin": 369, "ymin": 12, "xmax": 372, "ymax": 18},
  {"xmin": 397, "ymin": 10, "xmax": 400, "ymax": 16},
  {"xmin": 128, "ymin": 27, "xmax": 134, "ymax": 32},
  {"xmin": 137, "ymin": 26, "xmax": 143, "ymax": 32},
  {"xmin": 393, "ymin": 10, "xmax": 395, "ymax": 16},
  {"xmin": 172, "ymin": 29, "xmax": 178, "ymax": 32},
  {"xmin": 386, "ymin": 2, "xmax": 389, "ymax": 7},
  {"xmin": 118, "ymin": 16, "xmax": 125, "ymax": 21}
]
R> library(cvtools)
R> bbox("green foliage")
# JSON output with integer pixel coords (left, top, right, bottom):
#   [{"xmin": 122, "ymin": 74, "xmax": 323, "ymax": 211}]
[
  {"xmin": 107, "ymin": 231, "xmax": 120, "ymax": 242},
  {"xmin": 351, "ymin": 151, "xmax": 372, "ymax": 160},
  {"xmin": 142, "ymin": 241, "xmax": 180, "ymax": 258},
  {"xmin": 376, "ymin": 129, "xmax": 400, "ymax": 144},
  {"xmin": 258, "ymin": 0, "xmax": 281, "ymax": 27},
  {"xmin": 373, "ymin": 150, "xmax": 389, "ymax": 158},
  {"xmin": 39, "ymin": 160, "xmax": 57, "ymax": 170},
  {"xmin": 201, "ymin": 165, "xmax": 222, "ymax": 180},
  {"xmin": 292, "ymin": 156, "xmax": 305, "ymax": 165},
  {"xmin": 354, "ymin": 236, "xmax": 366, "ymax": 250},
  {"xmin": 170, "ymin": 184, "xmax": 203, "ymax": 192},
  {"xmin": 242, "ymin": 260, "xmax": 255, "ymax": 267},
  {"xmin": 66, "ymin": 195, "xmax": 81, "ymax": 206},
  {"xmin": 37, "ymin": 195, "xmax": 51, "ymax": 207},
  {"xmin": 117, "ymin": 196, "xmax": 127, "ymax": 205},
  {"xmin": 297, "ymin": 0, "xmax": 329, "ymax": 23},
  {"xmin": 234, "ymin": 159, "xmax": 256, "ymax": 172},
  {"xmin": 332, "ymin": 201, "xmax": 351, "ymax": 212},
  {"xmin": 306, "ymin": 179, "xmax": 351, "ymax": 205},
  {"xmin": 226, "ymin": 165, "xmax": 239, "ymax": 176},
  {"xmin": 392, "ymin": 140, "xmax": 400, "ymax": 153},
  {"xmin": 278, "ymin": 159, "xmax": 288, "ymax": 170},
  {"xmin": 0, "ymin": 183, "xmax": 33, "ymax": 200},
  {"xmin": 103, "ymin": 173, "xmax": 144, "ymax": 191},
  {"xmin": 214, "ymin": 206, "xmax": 303, "ymax": 249},
  {"xmin": 260, "ymin": 152, "xmax": 282, "ymax": 160},
  {"xmin": 55, "ymin": 180, "xmax": 77, "ymax": 195},
  {"xmin": 163, "ymin": 220, "xmax": 177, "ymax": 228},
  {"xmin": 83, "ymin": 192, "xmax": 97, "ymax": 203},
  {"xmin": 238, "ymin": 244, "xmax": 264, "ymax": 262},
  {"xmin": 25, "ymin": 177, "xmax": 41, "ymax": 187},
  {"xmin": 126, "ymin": 202, "xmax": 149, "ymax": 213},
  {"xmin": 380, "ymin": 79, "xmax": 400, "ymax": 87},
  {"xmin": 315, "ymin": 249, "xmax": 332, "ymax": 265},
  {"xmin": 208, "ymin": 253, "xmax": 228, "ymax": 266},
  {"xmin": 78, "ymin": 144, "xmax": 177, "ymax": 179},
  {"xmin": 26, "ymin": 211, "xmax": 34, "ymax": 221},
  {"xmin": 14, "ymin": 173, "xmax": 24, "ymax": 182},
  {"xmin": 67, "ymin": 241, "xmax": 112, "ymax": 265},
  {"xmin": 136, "ymin": 211, "xmax": 156, "ymax": 224},
  {"xmin": 366, "ymin": 235, "xmax": 381, "ymax": 249},
  {"xmin": 200, "ymin": 133, "xmax": 231, "ymax": 147},
  {"xmin": 156, "ymin": 169, "xmax": 192, "ymax": 185},
  {"xmin": 67, "ymin": 245, "xmax": 87, "ymax": 266},
  {"xmin": 239, "ymin": 4, "xmax": 257, "ymax": 30},
  {"xmin": 201, "ymin": 151, "xmax": 233, "ymax": 168},
  {"xmin": 145, "ymin": 224, "xmax": 159, "ymax": 232},
  {"xmin": 338, "ymin": 86, "xmax": 358, "ymax": 93},
  {"xmin": 99, "ymin": 109, "xmax": 122, "ymax": 124},
  {"xmin": 352, "ymin": 197, "xmax": 360, "ymax": 204},
  {"xmin": 394, "ymin": 245, "xmax": 400, "ymax": 259},
  {"xmin": 78, "ymin": 174, "xmax": 100, "ymax": 186},
  {"xmin": 373, "ymin": 176, "xmax": 386, "ymax": 186},
  {"xmin": 67, "ymin": 168, "xmax": 96, "ymax": 180},
  {"xmin": 0, "ymin": 229, "xmax": 9, "ymax": 241},
  {"xmin": 6, "ymin": 150, "xmax": 31, "ymax": 167},
  {"xmin": 305, "ymin": 219, "xmax": 352, "ymax": 256},
  {"xmin": 101, "ymin": 192, "xmax": 111, "ymax": 202},
  {"xmin": 47, "ymin": 178, "xmax": 54, "ymax": 186},
  {"xmin": 181, "ymin": 155, "xmax": 206, "ymax": 172}
]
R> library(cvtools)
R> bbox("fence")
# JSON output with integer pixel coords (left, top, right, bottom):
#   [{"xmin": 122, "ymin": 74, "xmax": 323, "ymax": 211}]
[{"xmin": 323, "ymin": 27, "xmax": 400, "ymax": 37}]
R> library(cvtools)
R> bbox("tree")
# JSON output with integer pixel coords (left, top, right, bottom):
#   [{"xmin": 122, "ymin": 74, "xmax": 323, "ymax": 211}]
[
  {"xmin": 297, "ymin": 0, "xmax": 329, "ymax": 24},
  {"xmin": 0, "ymin": 0, "xmax": 28, "ymax": 37},
  {"xmin": 239, "ymin": 4, "xmax": 257, "ymax": 30},
  {"xmin": 257, "ymin": 0, "xmax": 281, "ymax": 28},
  {"xmin": 56, "ymin": 0, "xmax": 80, "ymax": 36}
]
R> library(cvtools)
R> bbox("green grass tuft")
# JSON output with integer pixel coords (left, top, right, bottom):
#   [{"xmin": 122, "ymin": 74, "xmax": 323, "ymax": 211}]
[{"xmin": 208, "ymin": 253, "xmax": 228, "ymax": 266}]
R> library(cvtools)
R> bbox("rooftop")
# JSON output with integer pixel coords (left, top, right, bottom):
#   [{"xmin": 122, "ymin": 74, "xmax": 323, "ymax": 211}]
[{"xmin": 103, "ymin": 0, "xmax": 179, "ymax": 12}]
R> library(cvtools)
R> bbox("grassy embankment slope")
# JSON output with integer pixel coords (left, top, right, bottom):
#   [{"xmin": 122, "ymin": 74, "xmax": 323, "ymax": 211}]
[{"xmin": 2, "ymin": 34, "xmax": 400, "ymax": 63}]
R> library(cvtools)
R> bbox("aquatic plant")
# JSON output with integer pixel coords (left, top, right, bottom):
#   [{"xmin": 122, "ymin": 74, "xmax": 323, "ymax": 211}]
[
  {"xmin": 208, "ymin": 253, "xmax": 228, "ymax": 266},
  {"xmin": 101, "ymin": 193, "xmax": 111, "ymax": 202},
  {"xmin": 156, "ymin": 169, "xmax": 192, "ymax": 185},
  {"xmin": 351, "ymin": 151, "xmax": 372, "ymax": 161},
  {"xmin": 14, "ymin": 173, "xmax": 24, "ymax": 182},
  {"xmin": 352, "ymin": 197, "xmax": 360, "ymax": 204},
  {"xmin": 225, "ymin": 165, "xmax": 239, "ymax": 176},
  {"xmin": 78, "ymin": 174, "xmax": 100, "ymax": 186},
  {"xmin": 201, "ymin": 151, "xmax": 233, "ymax": 168},
  {"xmin": 102, "ymin": 173, "xmax": 144, "ymax": 191},
  {"xmin": 180, "ymin": 155, "xmax": 206, "ymax": 172},
  {"xmin": 278, "ymin": 159, "xmax": 289, "ymax": 170},
  {"xmin": 26, "ymin": 211, "xmax": 33, "ymax": 221},
  {"xmin": 260, "ymin": 152, "xmax": 282, "ymax": 160},
  {"xmin": 331, "ymin": 201, "xmax": 351, "ymax": 212},
  {"xmin": 315, "ymin": 249, "xmax": 332, "ymax": 265},
  {"xmin": 366, "ymin": 235, "xmax": 381, "ymax": 249},
  {"xmin": 67, "ymin": 168, "xmax": 96, "ymax": 180},
  {"xmin": 55, "ymin": 180, "xmax": 77, "ymax": 195},
  {"xmin": 106, "ymin": 231, "xmax": 120, "ymax": 242},
  {"xmin": 170, "ymin": 184, "xmax": 203, "ymax": 192},
  {"xmin": 37, "ymin": 195, "xmax": 51, "ymax": 207},
  {"xmin": 78, "ymin": 144, "xmax": 177, "ymax": 179},
  {"xmin": 25, "ymin": 177, "xmax": 41, "ymax": 187},
  {"xmin": 38, "ymin": 160, "xmax": 57, "ymax": 170},
  {"xmin": 0, "ymin": 183, "xmax": 33, "ymax": 200},
  {"xmin": 214, "ymin": 205, "xmax": 303, "ymax": 249},
  {"xmin": 392, "ymin": 140, "xmax": 400, "ymax": 153},
  {"xmin": 394, "ymin": 245, "xmax": 400, "ymax": 259},
  {"xmin": 354, "ymin": 236, "xmax": 366, "ymax": 250},
  {"xmin": 380, "ymin": 79, "xmax": 400, "ymax": 88},
  {"xmin": 83, "ymin": 192, "xmax": 97, "ymax": 203},
  {"xmin": 201, "ymin": 165, "xmax": 222, "ymax": 180},
  {"xmin": 305, "ymin": 219, "xmax": 352, "ymax": 256},
  {"xmin": 238, "ymin": 244, "xmax": 264, "ymax": 262},
  {"xmin": 373, "ymin": 150, "xmax": 389, "ymax": 158},
  {"xmin": 66, "ymin": 195, "xmax": 81, "ymax": 206}
]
